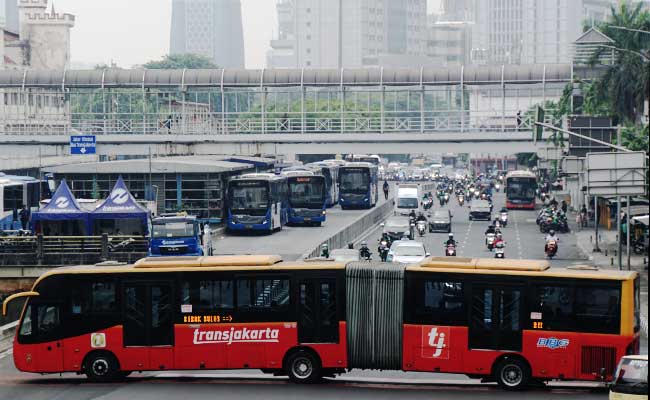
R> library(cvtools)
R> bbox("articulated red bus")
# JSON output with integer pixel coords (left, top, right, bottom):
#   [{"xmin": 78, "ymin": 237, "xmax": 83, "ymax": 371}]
[
  {"xmin": 2, "ymin": 256, "xmax": 639, "ymax": 390},
  {"xmin": 505, "ymin": 170, "xmax": 537, "ymax": 210}
]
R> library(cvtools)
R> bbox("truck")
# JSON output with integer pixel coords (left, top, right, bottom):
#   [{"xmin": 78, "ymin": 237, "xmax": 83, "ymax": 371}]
[
  {"xmin": 394, "ymin": 183, "xmax": 422, "ymax": 216},
  {"xmin": 148, "ymin": 213, "xmax": 212, "ymax": 257}
]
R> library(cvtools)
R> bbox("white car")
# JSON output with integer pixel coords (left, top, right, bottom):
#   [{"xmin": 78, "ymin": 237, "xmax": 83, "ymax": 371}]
[{"xmin": 387, "ymin": 240, "xmax": 430, "ymax": 264}]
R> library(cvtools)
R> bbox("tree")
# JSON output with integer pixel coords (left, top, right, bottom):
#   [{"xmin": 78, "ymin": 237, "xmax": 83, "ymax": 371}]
[
  {"xmin": 143, "ymin": 54, "xmax": 218, "ymax": 70},
  {"xmin": 590, "ymin": 2, "xmax": 650, "ymax": 123}
]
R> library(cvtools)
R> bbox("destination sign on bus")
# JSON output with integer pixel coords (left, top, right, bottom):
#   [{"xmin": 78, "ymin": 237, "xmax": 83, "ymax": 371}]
[
  {"xmin": 182, "ymin": 314, "xmax": 233, "ymax": 324},
  {"xmin": 296, "ymin": 177, "xmax": 312, "ymax": 182}
]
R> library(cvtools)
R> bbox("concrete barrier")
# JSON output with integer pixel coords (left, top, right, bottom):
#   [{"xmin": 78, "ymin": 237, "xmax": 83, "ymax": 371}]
[{"xmin": 303, "ymin": 198, "xmax": 394, "ymax": 259}]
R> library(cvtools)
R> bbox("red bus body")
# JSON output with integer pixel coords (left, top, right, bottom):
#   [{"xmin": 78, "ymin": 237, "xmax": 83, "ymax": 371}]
[
  {"xmin": 7, "ymin": 256, "xmax": 640, "ymax": 388},
  {"xmin": 14, "ymin": 322, "xmax": 349, "ymax": 373}
]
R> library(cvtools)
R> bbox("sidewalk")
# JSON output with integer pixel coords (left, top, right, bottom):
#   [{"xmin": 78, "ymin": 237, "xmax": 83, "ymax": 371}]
[{"xmin": 574, "ymin": 224, "xmax": 649, "ymax": 338}]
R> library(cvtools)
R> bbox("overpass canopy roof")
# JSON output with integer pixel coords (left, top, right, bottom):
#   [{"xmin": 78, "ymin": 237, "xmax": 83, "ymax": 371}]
[
  {"xmin": 0, "ymin": 64, "xmax": 605, "ymax": 89},
  {"xmin": 43, "ymin": 156, "xmax": 255, "ymax": 175}
]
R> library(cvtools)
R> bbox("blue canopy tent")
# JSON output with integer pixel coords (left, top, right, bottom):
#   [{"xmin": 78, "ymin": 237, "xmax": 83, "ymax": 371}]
[
  {"xmin": 90, "ymin": 176, "xmax": 150, "ymax": 236},
  {"xmin": 31, "ymin": 179, "xmax": 90, "ymax": 236}
]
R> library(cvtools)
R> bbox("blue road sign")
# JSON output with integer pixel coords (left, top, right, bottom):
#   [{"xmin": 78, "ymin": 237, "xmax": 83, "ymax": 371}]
[{"xmin": 70, "ymin": 135, "xmax": 96, "ymax": 155}]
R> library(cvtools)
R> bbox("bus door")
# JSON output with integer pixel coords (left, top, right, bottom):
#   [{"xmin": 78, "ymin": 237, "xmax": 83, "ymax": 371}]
[
  {"xmin": 297, "ymin": 278, "xmax": 339, "ymax": 343},
  {"xmin": 469, "ymin": 285, "xmax": 524, "ymax": 352},
  {"xmin": 30, "ymin": 302, "xmax": 64, "ymax": 372},
  {"xmin": 123, "ymin": 282, "xmax": 175, "ymax": 370}
]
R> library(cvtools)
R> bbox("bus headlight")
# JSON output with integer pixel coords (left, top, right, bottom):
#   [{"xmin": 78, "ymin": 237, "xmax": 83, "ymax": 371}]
[{"xmin": 322, "ymin": 210, "xmax": 326, "ymax": 215}]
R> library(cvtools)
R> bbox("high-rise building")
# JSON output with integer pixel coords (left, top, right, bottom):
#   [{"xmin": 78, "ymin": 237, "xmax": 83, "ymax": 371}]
[
  {"xmin": 170, "ymin": 0, "xmax": 245, "ymax": 68},
  {"xmin": 267, "ymin": 0, "xmax": 429, "ymax": 68},
  {"xmin": 470, "ymin": 0, "xmax": 617, "ymax": 65}
]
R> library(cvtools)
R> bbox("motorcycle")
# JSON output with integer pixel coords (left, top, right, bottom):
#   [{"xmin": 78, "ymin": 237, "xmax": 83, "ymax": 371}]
[
  {"xmin": 494, "ymin": 242, "xmax": 505, "ymax": 258},
  {"xmin": 416, "ymin": 220, "xmax": 427, "ymax": 237},
  {"xmin": 359, "ymin": 245, "xmax": 372, "ymax": 261},
  {"xmin": 378, "ymin": 239, "xmax": 390, "ymax": 262},
  {"xmin": 494, "ymin": 183, "xmax": 501, "ymax": 192},
  {"xmin": 486, "ymin": 233, "xmax": 496, "ymax": 251},
  {"xmin": 443, "ymin": 193, "xmax": 450, "ymax": 204},
  {"xmin": 499, "ymin": 212, "xmax": 508, "ymax": 227},
  {"xmin": 458, "ymin": 195, "xmax": 465, "ymax": 206},
  {"xmin": 445, "ymin": 243, "xmax": 457, "ymax": 256},
  {"xmin": 545, "ymin": 239, "xmax": 558, "ymax": 259}
]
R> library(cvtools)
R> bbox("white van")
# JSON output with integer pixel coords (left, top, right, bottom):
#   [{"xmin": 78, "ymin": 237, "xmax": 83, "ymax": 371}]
[{"xmin": 395, "ymin": 184, "xmax": 421, "ymax": 216}]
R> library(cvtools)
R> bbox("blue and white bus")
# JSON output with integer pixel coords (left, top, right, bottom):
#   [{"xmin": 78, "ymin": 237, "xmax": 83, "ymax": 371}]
[
  {"xmin": 149, "ymin": 214, "xmax": 212, "ymax": 257},
  {"xmin": 226, "ymin": 174, "xmax": 288, "ymax": 233},
  {"xmin": 338, "ymin": 162, "xmax": 378, "ymax": 210},
  {"xmin": 0, "ymin": 174, "xmax": 45, "ymax": 230},
  {"xmin": 283, "ymin": 171, "xmax": 327, "ymax": 226},
  {"xmin": 308, "ymin": 162, "xmax": 339, "ymax": 207}
]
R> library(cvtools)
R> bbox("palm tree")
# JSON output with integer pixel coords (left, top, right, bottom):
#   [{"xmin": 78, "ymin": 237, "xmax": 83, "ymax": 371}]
[{"xmin": 590, "ymin": 2, "xmax": 650, "ymax": 123}]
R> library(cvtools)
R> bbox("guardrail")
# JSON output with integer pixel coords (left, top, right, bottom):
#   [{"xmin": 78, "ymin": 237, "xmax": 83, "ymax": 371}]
[
  {"xmin": 0, "ymin": 234, "xmax": 148, "ymax": 266},
  {"xmin": 304, "ymin": 199, "xmax": 395, "ymax": 259}
]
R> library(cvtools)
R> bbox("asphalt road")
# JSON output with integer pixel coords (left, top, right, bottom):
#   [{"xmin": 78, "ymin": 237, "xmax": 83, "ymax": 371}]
[
  {"xmin": 362, "ymin": 190, "xmax": 583, "ymax": 264},
  {"xmin": 214, "ymin": 188, "xmax": 391, "ymax": 261},
  {"xmin": 0, "ymin": 352, "xmax": 609, "ymax": 400}
]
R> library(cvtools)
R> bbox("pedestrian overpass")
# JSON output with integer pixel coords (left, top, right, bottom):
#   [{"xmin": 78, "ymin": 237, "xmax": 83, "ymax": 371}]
[{"xmin": 0, "ymin": 64, "xmax": 604, "ymax": 166}]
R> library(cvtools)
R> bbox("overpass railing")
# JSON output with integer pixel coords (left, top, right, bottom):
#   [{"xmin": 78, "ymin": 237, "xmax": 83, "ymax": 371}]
[
  {"xmin": 0, "ymin": 234, "xmax": 148, "ymax": 266},
  {"xmin": 0, "ymin": 111, "xmax": 553, "ymax": 136}
]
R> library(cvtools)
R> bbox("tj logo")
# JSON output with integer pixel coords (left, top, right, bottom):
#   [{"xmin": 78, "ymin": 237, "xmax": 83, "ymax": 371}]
[{"xmin": 421, "ymin": 326, "xmax": 450, "ymax": 359}]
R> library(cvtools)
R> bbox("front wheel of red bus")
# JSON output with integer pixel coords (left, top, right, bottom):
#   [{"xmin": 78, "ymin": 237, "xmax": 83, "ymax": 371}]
[
  {"xmin": 84, "ymin": 351, "xmax": 120, "ymax": 382},
  {"xmin": 494, "ymin": 357, "xmax": 531, "ymax": 391},
  {"xmin": 285, "ymin": 350, "xmax": 322, "ymax": 384}
]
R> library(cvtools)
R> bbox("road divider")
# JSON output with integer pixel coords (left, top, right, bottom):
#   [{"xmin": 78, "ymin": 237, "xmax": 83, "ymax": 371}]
[{"xmin": 303, "ymin": 198, "xmax": 394, "ymax": 259}]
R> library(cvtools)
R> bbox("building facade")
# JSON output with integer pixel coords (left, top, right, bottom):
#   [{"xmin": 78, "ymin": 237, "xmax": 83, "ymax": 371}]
[
  {"xmin": 470, "ymin": 0, "xmax": 619, "ymax": 65},
  {"xmin": 267, "ymin": 0, "xmax": 429, "ymax": 68},
  {"xmin": 170, "ymin": 0, "xmax": 245, "ymax": 68}
]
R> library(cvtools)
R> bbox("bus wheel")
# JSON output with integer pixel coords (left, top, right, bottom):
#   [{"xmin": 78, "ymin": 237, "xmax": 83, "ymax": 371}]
[
  {"xmin": 285, "ymin": 350, "xmax": 322, "ymax": 384},
  {"xmin": 494, "ymin": 357, "xmax": 530, "ymax": 391},
  {"xmin": 84, "ymin": 352, "xmax": 119, "ymax": 381}
]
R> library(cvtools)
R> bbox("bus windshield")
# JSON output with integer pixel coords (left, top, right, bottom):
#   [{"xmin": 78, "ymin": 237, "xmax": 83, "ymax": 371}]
[
  {"xmin": 289, "ymin": 178, "xmax": 325, "ymax": 208},
  {"xmin": 152, "ymin": 221, "xmax": 195, "ymax": 238},
  {"xmin": 229, "ymin": 183, "xmax": 269, "ymax": 216},
  {"xmin": 340, "ymin": 169, "xmax": 370, "ymax": 194},
  {"xmin": 507, "ymin": 178, "xmax": 536, "ymax": 200}
]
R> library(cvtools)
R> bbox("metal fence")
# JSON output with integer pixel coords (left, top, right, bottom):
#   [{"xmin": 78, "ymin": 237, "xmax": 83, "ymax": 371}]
[
  {"xmin": 0, "ymin": 82, "xmax": 564, "ymax": 135},
  {"xmin": 0, "ymin": 234, "xmax": 148, "ymax": 266}
]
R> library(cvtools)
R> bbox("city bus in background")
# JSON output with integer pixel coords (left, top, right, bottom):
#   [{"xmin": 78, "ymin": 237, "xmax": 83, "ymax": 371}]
[
  {"xmin": 338, "ymin": 162, "xmax": 378, "ymax": 209},
  {"xmin": 226, "ymin": 174, "xmax": 288, "ymax": 233},
  {"xmin": 148, "ymin": 213, "xmax": 212, "ymax": 257},
  {"xmin": 3, "ymin": 256, "xmax": 638, "ymax": 390},
  {"xmin": 308, "ymin": 162, "xmax": 339, "ymax": 207},
  {"xmin": 282, "ymin": 171, "xmax": 327, "ymax": 226},
  {"xmin": 505, "ymin": 170, "xmax": 538, "ymax": 210},
  {"xmin": 0, "ymin": 174, "xmax": 47, "ymax": 230},
  {"xmin": 346, "ymin": 154, "xmax": 381, "ymax": 166}
]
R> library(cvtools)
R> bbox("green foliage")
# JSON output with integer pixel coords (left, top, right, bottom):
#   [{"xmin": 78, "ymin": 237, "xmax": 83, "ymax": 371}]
[
  {"xmin": 516, "ymin": 153, "xmax": 538, "ymax": 169},
  {"xmin": 619, "ymin": 124, "xmax": 650, "ymax": 152},
  {"xmin": 588, "ymin": 2, "xmax": 650, "ymax": 123},
  {"xmin": 143, "ymin": 54, "xmax": 218, "ymax": 70}
]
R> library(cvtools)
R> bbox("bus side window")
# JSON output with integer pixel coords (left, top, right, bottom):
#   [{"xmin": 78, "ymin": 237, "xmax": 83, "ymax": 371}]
[
  {"xmin": 19, "ymin": 305, "xmax": 32, "ymax": 337},
  {"xmin": 415, "ymin": 279, "xmax": 466, "ymax": 325},
  {"xmin": 533, "ymin": 285, "xmax": 574, "ymax": 331}
]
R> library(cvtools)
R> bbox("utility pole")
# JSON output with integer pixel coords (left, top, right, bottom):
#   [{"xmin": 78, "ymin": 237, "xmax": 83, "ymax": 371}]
[{"xmin": 338, "ymin": 0, "xmax": 343, "ymax": 69}]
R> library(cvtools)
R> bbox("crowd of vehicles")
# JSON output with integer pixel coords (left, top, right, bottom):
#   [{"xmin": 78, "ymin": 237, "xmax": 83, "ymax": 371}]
[{"xmin": 2, "ymin": 254, "xmax": 640, "ymax": 392}]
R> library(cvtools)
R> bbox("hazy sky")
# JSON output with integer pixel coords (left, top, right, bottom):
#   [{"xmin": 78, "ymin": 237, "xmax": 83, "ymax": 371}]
[
  {"xmin": 56, "ymin": 0, "xmax": 279, "ymax": 69},
  {"xmin": 54, "ymin": 0, "xmax": 441, "ymax": 69}
]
